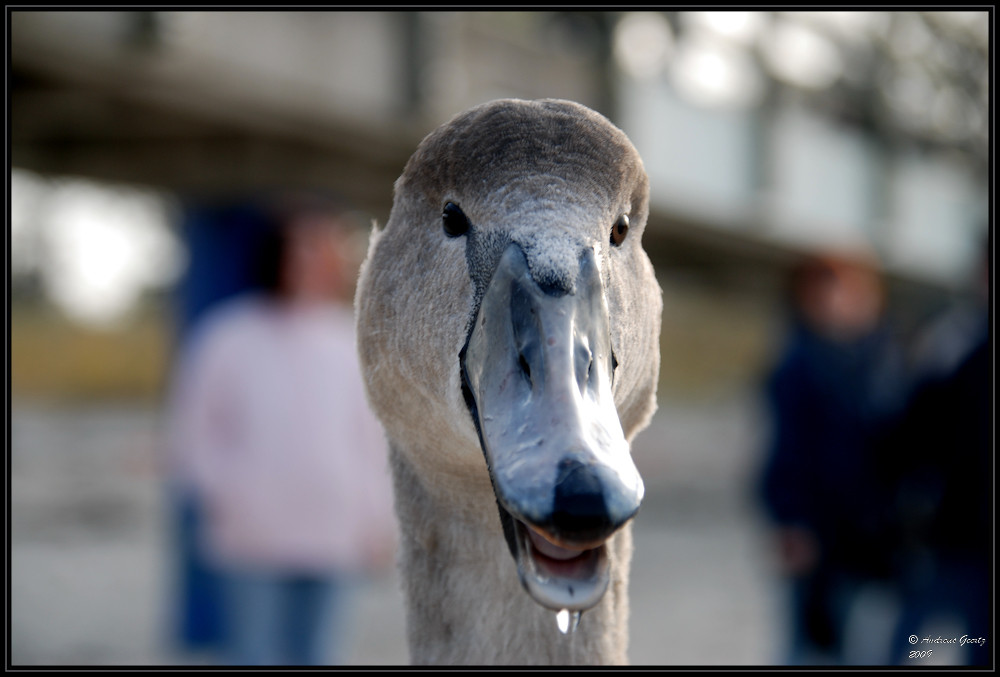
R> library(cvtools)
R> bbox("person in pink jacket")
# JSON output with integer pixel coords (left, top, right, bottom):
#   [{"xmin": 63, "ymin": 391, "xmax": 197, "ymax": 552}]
[{"xmin": 168, "ymin": 200, "xmax": 396, "ymax": 665}]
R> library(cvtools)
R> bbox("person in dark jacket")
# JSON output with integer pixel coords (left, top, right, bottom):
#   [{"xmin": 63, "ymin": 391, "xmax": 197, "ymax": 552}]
[{"xmin": 759, "ymin": 253, "xmax": 907, "ymax": 665}]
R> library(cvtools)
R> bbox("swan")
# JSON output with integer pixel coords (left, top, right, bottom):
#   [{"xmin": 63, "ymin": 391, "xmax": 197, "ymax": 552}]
[{"xmin": 355, "ymin": 98, "xmax": 662, "ymax": 665}]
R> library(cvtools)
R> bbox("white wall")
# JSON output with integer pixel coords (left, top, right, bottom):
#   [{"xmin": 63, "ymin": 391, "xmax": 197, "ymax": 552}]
[
  {"xmin": 618, "ymin": 71, "xmax": 987, "ymax": 287},
  {"xmin": 619, "ymin": 77, "xmax": 757, "ymax": 227}
]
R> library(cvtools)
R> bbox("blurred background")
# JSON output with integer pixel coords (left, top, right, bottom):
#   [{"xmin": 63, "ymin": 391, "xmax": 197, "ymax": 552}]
[{"xmin": 9, "ymin": 10, "xmax": 990, "ymax": 666}]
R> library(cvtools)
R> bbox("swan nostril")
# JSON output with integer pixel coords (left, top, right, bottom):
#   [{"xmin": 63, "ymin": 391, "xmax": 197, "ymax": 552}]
[
  {"xmin": 575, "ymin": 343, "xmax": 594, "ymax": 393},
  {"xmin": 518, "ymin": 353, "xmax": 532, "ymax": 384},
  {"xmin": 582, "ymin": 356, "xmax": 595, "ymax": 395}
]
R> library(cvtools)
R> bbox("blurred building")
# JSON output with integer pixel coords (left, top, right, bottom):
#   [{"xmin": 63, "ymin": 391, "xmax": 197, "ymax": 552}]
[{"xmin": 9, "ymin": 10, "xmax": 990, "ymax": 400}]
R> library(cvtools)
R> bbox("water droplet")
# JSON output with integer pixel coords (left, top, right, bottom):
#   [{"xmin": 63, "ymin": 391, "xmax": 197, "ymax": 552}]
[
  {"xmin": 556, "ymin": 609, "xmax": 570, "ymax": 634},
  {"xmin": 555, "ymin": 609, "xmax": 581, "ymax": 634}
]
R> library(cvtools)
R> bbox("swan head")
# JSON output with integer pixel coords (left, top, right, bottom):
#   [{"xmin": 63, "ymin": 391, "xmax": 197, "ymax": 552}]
[{"xmin": 357, "ymin": 99, "xmax": 662, "ymax": 614}]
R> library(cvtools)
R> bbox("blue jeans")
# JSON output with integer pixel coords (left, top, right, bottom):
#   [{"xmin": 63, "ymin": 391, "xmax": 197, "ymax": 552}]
[
  {"xmin": 221, "ymin": 569, "xmax": 356, "ymax": 666},
  {"xmin": 170, "ymin": 489, "xmax": 225, "ymax": 653},
  {"xmin": 784, "ymin": 566, "xmax": 863, "ymax": 665}
]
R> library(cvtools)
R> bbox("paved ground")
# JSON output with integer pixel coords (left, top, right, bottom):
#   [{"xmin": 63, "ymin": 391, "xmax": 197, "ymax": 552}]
[{"xmin": 9, "ymin": 396, "xmax": 950, "ymax": 667}]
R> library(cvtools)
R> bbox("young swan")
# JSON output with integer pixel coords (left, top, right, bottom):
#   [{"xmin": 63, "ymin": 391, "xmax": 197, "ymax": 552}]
[{"xmin": 355, "ymin": 99, "xmax": 662, "ymax": 665}]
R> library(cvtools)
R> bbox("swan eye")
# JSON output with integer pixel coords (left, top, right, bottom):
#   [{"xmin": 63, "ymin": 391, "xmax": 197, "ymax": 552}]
[
  {"xmin": 610, "ymin": 214, "xmax": 629, "ymax": 246},
  {"xmin": 442, "ymin": 202, "xmax": 470, "ymax": 237}
]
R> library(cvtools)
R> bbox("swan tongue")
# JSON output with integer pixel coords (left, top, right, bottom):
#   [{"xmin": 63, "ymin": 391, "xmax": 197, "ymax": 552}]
[
  {"xmin": 461, "ymin": 242, "xmax": 643, "ymax": 612},
  {"xmin": 526, "ymin": 526, "xmax": 585, "ymax": 560}
]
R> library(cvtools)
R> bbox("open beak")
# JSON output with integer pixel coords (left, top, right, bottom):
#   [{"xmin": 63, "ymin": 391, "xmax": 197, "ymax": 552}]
[{"xmin": 461, "ymin": 243, "xmax": 644, "ymax": 612}]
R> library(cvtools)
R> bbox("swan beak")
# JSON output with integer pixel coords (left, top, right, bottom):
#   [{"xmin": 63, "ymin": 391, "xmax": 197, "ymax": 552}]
[{"xmin": 461, "ymin": 243, "xmax": 644, "ymax": 612}]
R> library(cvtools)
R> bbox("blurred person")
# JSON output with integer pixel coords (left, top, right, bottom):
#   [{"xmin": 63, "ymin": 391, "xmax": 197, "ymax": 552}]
[
  {"xmin": 886, "ymin": 244, "xmax": 989, "ymax": 666},
  {"xmin": 758, "ymin": 253, "xmax": 908, "ymax": 665},
  {"xmin": 167, "ymin": 197, "xmax": 396, "ymax": 666}
]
